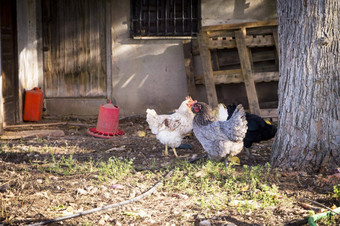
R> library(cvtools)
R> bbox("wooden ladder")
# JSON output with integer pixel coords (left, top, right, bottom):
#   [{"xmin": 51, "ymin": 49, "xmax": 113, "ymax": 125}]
[{"xmin": 194, "ymin": 20, "xmax": 278, "ymax": 117}]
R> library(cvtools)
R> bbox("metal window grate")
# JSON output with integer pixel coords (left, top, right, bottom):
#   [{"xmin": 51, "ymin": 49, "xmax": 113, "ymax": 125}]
[{"xmin": 131, "ymin": 0, "xmax": 201, "ymax": 37}]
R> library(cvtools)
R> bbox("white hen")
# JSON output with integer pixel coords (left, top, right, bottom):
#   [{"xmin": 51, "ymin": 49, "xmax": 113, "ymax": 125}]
[{"xmin": 146, "ymin": 97, "xmax": 196, "ymax": 157}]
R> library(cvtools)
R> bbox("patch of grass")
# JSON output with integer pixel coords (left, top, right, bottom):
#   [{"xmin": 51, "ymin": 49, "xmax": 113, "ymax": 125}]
[
  {"xmin": 97, "ymin": 157, "xmax": 134, "ymax": 181},
  {"xmin": 36, "ymin": 153, "xmax": 133, "ymax": 180},
  {"xmin": 163, "ymin": 160, "xmax": 284, "ymax": 215}
]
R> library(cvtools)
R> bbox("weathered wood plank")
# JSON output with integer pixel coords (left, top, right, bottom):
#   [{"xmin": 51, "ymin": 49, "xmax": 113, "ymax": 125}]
[
  {"xmin": 207, "ymin": 34, "xmax": 275, "ymax": 49},
  {"xmin": 98, "ymin": 0, "xmax": 107, "ymax": 95},
  {"xmin": 251, "ymin": 49, "xmax": 277, "ymax": 62},
  {"xmin": 202, "ymin": 20, "xmax": 277, "ymax": 32},
  {"xmin": 235, "ymin": 27, "xmax": 261, "ymax": 115},
  {"xmin": 84, "ymin": 1, "xmax": 91, "ymax": 95},
  {"xmin": 260, "ymin": 108, "xmax": 278, "ymax": 119},
  {"xmin": 195, "ymin": 71, "xmax": 279, "ymax": 85},
  {"xmin": 272, "ymin": 27, "xmax": 279, "ymax": 59},
  {"xmin": 0, "ymin": 130, "xmax": 65, "ymax": 140},
  {"xmin": 253, "ymin": 72, "xmax": 279, "ymax": 82},
  {"xmin": 42, "ymin": 0, "xmax": 107, "ymax": 98},
  {"xmin": 198, "ymin": 32, "xmax": 218, "ymax": 108},
  {"xmin": 182, "ymin": 40, "xmax": 197, "ymax": 98},
  {"xmin": 106, "ymin": 0, "xmax": 112, "ymax": 99},
  {"xmin": 207, "ymin": 38, "xmax": 236, "ymax": 49},
  {"xmin": 64, "ymin": 0, "xmax": 74, "ymax": 96},
  {"xmin": 246, "ymin": 35, "xmax": 275, "ymax": 47},
  {"xmin": 207, "ymin": 26, "xmax": 277, "ymax": 38},
  {"xmin": 42, "ymin": 0, "xmax": 52, "ymax": 97}
]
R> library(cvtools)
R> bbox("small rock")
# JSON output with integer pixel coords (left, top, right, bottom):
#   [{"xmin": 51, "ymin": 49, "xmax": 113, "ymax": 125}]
[
  {"xmin": 200, "ymin": 220, "xmax": 211, "ymax": 226},
  {"xmin": 300, "ymin": 171, "xmax": 308, "ymax": 177},
  {"xmin": 90, "ymin": 187, "xmax": 98, "ymax": 194},
  {"xmin": 104, "ymin": 214, "xmax": 110, "ymax": 221},
  {"xmin": 98, "ymin": 218, "xmax": 106, "ymax": 225},
  {"xmin": 104, "ymin": 192, "xmax": 111, "ymax": 199},
  {"xmin": 87, "ymin": 186, "xmax": 94, "ymax": 191},
  {"xmin": 101, "ymin": 185, "xmax": 107, "ymax": 191},
  {"xmin": 129, "ymin": 190, "xmax": 136, "ymax": 198},
  {"xmin": 111, "ymin": 184, "xmax": 124, "ymax": 189},
  {"xmin": 37, "ymin": 179, "xmax": 43, "ymax": 184},
  {"xmin": 0, "ymin": 183, "xmax": 10, "ymax": 192},
  {"xmin": 77, "ymin": 188, "xmax": 87, "ymax": 195}
]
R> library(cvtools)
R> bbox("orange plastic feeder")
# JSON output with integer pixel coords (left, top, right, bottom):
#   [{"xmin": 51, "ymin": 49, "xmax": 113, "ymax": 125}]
[
  {"xmin": 87, "ymin": 100, "xmax": 124, "ymax": 138},
  {"xmin": 23, "ymin": 87, "xmax": 44, "ymax": 122}
]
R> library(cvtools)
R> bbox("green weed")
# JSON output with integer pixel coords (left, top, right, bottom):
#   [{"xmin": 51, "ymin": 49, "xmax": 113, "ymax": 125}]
[
  {"xmin": 163, "ymin": 160, "xmax": 284, "ymax": 214},
  {"xmin": 36, "ymin": 152, "xmax": 133, "ymax": 180},
  {"xmin": 333, "ymin": 184, "xmax": 340, "ymax": 200}
]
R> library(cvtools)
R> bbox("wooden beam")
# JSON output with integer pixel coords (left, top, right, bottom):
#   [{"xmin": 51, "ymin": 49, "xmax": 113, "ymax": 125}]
[
  {"xmin": 253, "ymin": 72, "xmax": 279, "ymax": 82},
  {"xmin": 207, "ymin": 34, "xmax": 275, "ymax": 49},
  {"xmin": 246, "ymin": 35, "xmax": 275, "ymax": 47},
  {"xmin": 182, "ymin": 40, "xmax": 197, "ymax": 98},
  {"xmin": 195, "ymin": 71, "xmax": 279, "ymax": 85},
  {"xmin": 202, "ymin": 20, "xmax": 277, "ymax": 32},
  {"xmin": 235, "ymin": 27, "xmax": 261, "ymax": 115},
  {"xmin": 207, "ymin": 38, "xmax": 236, "ymax": 49},
  {"xmin": 272, "ymin": 28, "xmax": 279, "ymax": 58},
  {"xmin": 198, "ymin": 32, "xmax": 218, "ymax": 108},
  {"xmin": 260, "ymin": 108, "xmax": 278, "ymax": 119}
]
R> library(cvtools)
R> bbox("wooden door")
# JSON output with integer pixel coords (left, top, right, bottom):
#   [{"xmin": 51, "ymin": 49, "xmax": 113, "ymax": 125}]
[
  {"xmin": 42, "ymin": 0, "xmax": 107, "ymax": 98},
  {"xmin": 1, "ymin": 0, "xmax": 19, "ymax": 125}
]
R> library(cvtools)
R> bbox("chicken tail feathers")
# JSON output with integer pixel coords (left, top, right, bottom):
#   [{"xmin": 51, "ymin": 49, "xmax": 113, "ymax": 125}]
[
  {"xmin": 146, "ymin": 109, "xmax": 160, "ymax": 134},
  {"xmin": 223, "ymin": 104, "xmax": 247, "ymax": 142}
]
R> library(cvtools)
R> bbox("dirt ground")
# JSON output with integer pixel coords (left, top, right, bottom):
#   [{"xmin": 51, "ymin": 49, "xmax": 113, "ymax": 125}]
[{"xmin": 0, "ymin": 115, "xmax": 339, "ymax": 225}]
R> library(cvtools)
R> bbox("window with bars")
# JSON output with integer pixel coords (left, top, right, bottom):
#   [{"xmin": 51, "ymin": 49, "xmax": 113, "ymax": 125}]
[{"xmin": 131, "ymin": 0, "xmax": 201, "ymax": 38}]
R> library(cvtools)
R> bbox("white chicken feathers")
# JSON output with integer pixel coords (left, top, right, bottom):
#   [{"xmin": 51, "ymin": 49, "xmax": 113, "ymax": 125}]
[
  {"xmin": 146, "ymin": 97, "xmax": 195, "ymax": 156},
  {"xmin": 214, "ymin": 103, "xmax": 229, "ymax": 121}
]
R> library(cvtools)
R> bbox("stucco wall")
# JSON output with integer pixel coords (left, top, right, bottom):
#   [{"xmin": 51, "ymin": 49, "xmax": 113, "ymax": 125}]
[
  {"xmin": 202, "ymin": 0, "xmax": 277, "ymax": 26},
  {"xmin": 110, "ymin": 1, "xmax": 189, "ymax": 116}
]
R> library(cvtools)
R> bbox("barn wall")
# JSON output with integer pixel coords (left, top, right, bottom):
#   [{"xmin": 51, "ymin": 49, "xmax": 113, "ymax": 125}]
[
  {"xmin": 16, "ymin": 0, "xmax": 43, "ymax": 121},
  {"xmin": 42, "ymin": 0, "xmax": 109, "ymax": 116},
  {"xmin": 0, "ymin": 17, "xmax": 2, "ymax": 132},
  {"xmin": 13, "ymin": 0, "xmax": 277, "ymax": 118}
]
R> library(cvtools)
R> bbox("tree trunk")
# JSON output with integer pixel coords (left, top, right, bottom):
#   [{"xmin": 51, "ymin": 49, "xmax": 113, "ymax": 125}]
[{"xmin": 271, "ymin": 0, "xmax": 340, "ymax": 173}]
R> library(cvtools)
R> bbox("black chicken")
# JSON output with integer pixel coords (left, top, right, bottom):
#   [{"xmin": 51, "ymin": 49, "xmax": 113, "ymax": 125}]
[{"xmin": 227, "ymin": 104, "xmax": 277, "ymax": 158}]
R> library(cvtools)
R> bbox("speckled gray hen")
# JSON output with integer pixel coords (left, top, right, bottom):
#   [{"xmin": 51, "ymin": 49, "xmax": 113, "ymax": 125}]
[{"xmin": 191, "ymin": 102, "xmax": 248, "ymax": 162}]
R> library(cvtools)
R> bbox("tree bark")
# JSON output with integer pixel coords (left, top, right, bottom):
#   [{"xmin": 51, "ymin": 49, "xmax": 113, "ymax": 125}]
[{"xmin": 271, "ymin": 0, "xmax": 340, "ymax": 173}]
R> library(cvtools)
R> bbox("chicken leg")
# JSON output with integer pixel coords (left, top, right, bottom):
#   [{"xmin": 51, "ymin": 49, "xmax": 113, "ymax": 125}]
[
  {"xmin": 244, "ymin": 147, "xmax": 254, "ymax": 160},
  {"xmin": 164, "ymin": 144, "xmax": 178, "ymax": 157},
  {"xmin": 172, "ymin": 147, "xmax": 178, "ymax": 157},
  {"xmin": 164, "ymin": 144, "xmax": 169, "ymax": 156}
]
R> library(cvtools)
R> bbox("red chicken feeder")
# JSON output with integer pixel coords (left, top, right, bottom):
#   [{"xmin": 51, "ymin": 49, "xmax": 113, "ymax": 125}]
[{"xmin": 87, "ymin": 101, "xmax": 124, "ymax": 138}]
